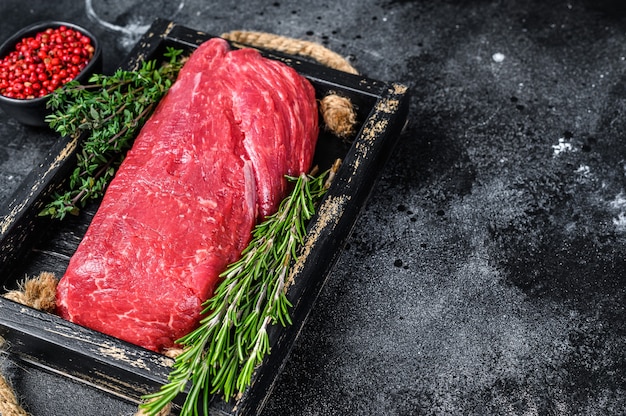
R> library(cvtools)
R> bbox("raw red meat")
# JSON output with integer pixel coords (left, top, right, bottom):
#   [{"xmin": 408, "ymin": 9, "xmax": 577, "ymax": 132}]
[{"xmin": 55, "ymin": 38, "xmax": 318, "ymax": 352}]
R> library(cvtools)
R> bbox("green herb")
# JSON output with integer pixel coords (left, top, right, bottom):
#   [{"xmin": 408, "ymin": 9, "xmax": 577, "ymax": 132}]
[
  {"xmin": 140, "ymin": 168, "xmax": 334, "ymax": 416},
  {"xmin": 39, "ymin": 47, "xmax": 185, "ymax": 219}
]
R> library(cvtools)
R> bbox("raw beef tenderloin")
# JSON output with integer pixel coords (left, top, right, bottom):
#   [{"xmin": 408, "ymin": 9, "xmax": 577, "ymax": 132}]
[{"xmin": 55, "ymin": 38, "xmax": 318, "ymax": 352}]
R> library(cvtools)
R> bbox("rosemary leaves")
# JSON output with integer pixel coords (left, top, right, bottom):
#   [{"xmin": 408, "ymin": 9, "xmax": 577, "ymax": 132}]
[{"xmin": 140, "ymin": 168, "xmax": 333, "ymax": 416}]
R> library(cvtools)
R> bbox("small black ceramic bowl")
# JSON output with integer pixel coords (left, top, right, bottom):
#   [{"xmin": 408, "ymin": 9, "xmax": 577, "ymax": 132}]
[{"xmin": 0, "ymin": 21, "xmax": 103, "ymax": 127}]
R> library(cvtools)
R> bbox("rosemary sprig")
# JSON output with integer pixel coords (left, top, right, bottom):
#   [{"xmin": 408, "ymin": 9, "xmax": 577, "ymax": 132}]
[
  {"xmin": 140, "ymin": 168, "xmax": 333, "ymax": 416},
  {"xmin": 39, "ymin": 47, "xmax": 185, "ymax": 219}
]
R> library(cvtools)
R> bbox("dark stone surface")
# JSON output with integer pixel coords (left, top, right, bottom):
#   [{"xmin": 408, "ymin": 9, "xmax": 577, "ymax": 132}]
[{"xmin": 2, "ymin": 0, "xmax": 626, "ymax": 414}]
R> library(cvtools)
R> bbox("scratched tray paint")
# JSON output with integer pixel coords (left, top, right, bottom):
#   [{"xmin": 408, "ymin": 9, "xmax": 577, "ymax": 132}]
[{"xmin": 0, "ymin": 19, "xmax": 409, "ymax": 415}]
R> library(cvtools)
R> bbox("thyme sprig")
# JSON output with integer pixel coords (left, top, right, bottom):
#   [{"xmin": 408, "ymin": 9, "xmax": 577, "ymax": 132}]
[
  {"xmin": 39, "ymin": 47, "xmax": 185, "ymax": 219},
  {"xmin": 140, "ymin": 168, "xmax": 334, "ymax": 416}
]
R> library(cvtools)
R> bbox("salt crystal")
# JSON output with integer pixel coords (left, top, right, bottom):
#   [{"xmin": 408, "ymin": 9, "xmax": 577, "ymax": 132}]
[{"xmin": 492, "ymin": 52, "xmax": 505, "ymax": 62}]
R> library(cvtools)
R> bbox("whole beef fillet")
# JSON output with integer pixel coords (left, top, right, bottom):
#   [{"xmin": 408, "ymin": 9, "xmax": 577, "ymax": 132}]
[{"xmin": 55, "ymin": 38, "xmax": 318, "ymax": 352}]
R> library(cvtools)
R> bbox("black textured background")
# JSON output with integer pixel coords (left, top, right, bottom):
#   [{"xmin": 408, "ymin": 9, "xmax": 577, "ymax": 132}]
[{"xmin": 2, "ymin": 0, "xmax": 626, "ymax": 414}]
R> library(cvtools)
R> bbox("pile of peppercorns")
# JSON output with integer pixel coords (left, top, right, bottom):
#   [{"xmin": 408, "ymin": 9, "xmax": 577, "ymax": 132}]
[{"xmin": 0, "ymin": 26, "xmax": 95, "ymax": 100}]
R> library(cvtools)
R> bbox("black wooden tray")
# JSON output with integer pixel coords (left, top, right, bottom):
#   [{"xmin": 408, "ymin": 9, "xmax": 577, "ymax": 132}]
[{"xmin": 0, "ymin": 18, "xmax": 409, "ymax": 415}]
